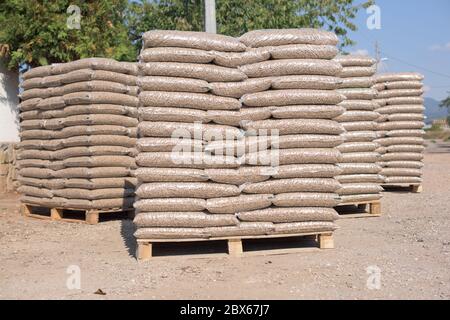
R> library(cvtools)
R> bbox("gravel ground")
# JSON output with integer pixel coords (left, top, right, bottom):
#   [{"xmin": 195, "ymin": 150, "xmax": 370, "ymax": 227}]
[{"xmin": 0, "ymin": 140, "xmax": 449, "ymax": 300}]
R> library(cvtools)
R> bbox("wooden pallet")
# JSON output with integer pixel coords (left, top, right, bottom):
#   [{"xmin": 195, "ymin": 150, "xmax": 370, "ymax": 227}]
[
  {"xmin": 21, "ymin": 203, "xmax": 135, "ymax": 225},
  {"xmin": 335, "ymin": 200, "xmax": 381, "ymax": 219},
  {"xmin": 382, "ymin": 184, "xmax": 422, "ymax": 193},
  {"xmin": 136, "ymin": 232, "xmax": 334, "ymax": 261}
]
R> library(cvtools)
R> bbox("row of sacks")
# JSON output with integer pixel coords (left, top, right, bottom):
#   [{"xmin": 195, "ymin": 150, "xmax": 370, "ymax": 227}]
[
  {"xmin": 373, "ymin": 73, "xmax": 425, "ymax": 185},
  {"xmin": 333, "ymin": 54, "xmax": 383, "ymax": 203},
  {"xmin": 18, "ymin": 58, "xmax": 139, "ymax": 210},
  {"xmin": 139, "ymin": 103, "xmax": 346, "ymax": 127},
  {"xmin": 145, "ymin": 74, "xmax": 345, "ymax": 97},
  {"xmin": 140, "ymin": 28, "xmax": 339, "ymax": 62},
  {"xmin": 134, "ymin": 29, "xmax": 345, "ymax": 239},
  {"xmin": 19, "ymin": 91, "xmax": 138, "ymax": 112},
  {"xmin": 140, "ymin": 58, "xmax": 343, "ymax": 82}
]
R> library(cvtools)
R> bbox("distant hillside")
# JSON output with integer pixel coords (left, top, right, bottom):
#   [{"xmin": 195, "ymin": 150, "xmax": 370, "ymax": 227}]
[{"xmin": 424, "ymin": 97, "xmax": 448, "ymax": 124}]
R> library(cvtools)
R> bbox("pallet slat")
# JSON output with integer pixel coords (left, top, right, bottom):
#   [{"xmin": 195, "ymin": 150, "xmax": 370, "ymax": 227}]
[
  {"xmin": 136, "ymin": 232, "xmax": 334, "ymax": 261},
  {"xmin": 21, "ymin": 203, "xmax": 134, "ymax": 225}
]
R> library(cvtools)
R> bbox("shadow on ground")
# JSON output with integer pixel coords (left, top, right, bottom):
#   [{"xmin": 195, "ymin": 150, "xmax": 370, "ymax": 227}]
[
  {"xmin": 120, "ymin": 219, "xmax": 137, "ymax": 258},
  {"xmin": 425, "ymin": 139, "xmax": 450, "ymax": 154}
]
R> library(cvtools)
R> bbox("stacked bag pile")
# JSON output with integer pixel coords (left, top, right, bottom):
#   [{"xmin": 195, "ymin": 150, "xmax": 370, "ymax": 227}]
[
  {"xmin": 333, "ymin": 55, "xmax": 383, "ymax": 203},
  {"xmin": 0, "ymin": 143, "xmax": 19, "ymax": 193},
  {"xmin": 134, "ymin": 31, "xmax": 255, "ymax": 239},
  {"xmin": 235, "ymin": 29, "xmax": 345, "ymax": 235},
  {"xmin": 17, "ymin": 58, "xmax": 139, "ymax": 210},
  {"xmin": 373, "ymin": 73, "xmax": 425, "ymax": 186},
  {"xmin": 134, "ymin": 29, "xmax": 345, "ymax": 240}
]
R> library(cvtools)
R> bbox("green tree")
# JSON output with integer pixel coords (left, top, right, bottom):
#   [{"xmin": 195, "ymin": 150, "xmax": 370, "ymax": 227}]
[
  {"xmin": 0, "ymin": 0, "xmax": 136, "ymax": 70},
  {"xmin": 440, "ymin": 93, "xmax": 450, "ymax": 109},
  {"xmin": 1, "ymin": 0, "xmax": 375, "ymax": 69},
  {"xmin": 218, "ymin": 0, "xmax": 374, "ymax": 47},
  {"xmin": 127, "ymin": 0, "xmax": 374, "ymax": 48},
  {"xmin": 127, "ymin": 0, "xmax": 204, "ymax": 42},
  {"xmin": 440, "ymin": 93, "xmax": 450, "ymax": 124}
]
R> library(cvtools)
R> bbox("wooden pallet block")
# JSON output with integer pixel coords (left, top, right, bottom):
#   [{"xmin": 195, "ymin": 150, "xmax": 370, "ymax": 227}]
[
  {"xmin": 318, "ymin": 233, "xmax": 334, "ymax": 249},
  {"xmin": 336, "ymin": 200, "xmax": 381, "ymax": 219},
  {"xmin": 228, "ymin": 239, "xmax": 244, "ymax": 257},
  {"xmin": 136, "ymin": 232, "xmax": 334, "ymax": 261},
  {"xmin": 21, "ymin": 203, "xmax": 134, "ymax": 225}
]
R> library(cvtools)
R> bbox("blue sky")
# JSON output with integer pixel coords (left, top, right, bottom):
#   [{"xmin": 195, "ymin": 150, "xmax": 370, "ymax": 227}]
[{"xmin": 347, "ymin": 0, "xmax": 450, "ymax": 101}]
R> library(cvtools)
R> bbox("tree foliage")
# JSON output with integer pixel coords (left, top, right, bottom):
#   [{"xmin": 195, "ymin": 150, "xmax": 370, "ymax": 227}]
[
  {"xmin": 0, "ymin": 0, "xmax": 136, "ymax": 69},
  {"xmin": 439, "ymin": 93, "xmax": 450, "ymax": 125},
  {"xmin": 127, "ymin": 0, "xmax": 204, "ymax": 38},
  {"xmin": 218, "ymin": 0, "xmax": 374, "ymax": 48},
  {"xmin": 0, "ymin": 0, "xmax": 374, "ymax": 69},
  {"xmin": 440, "ymin": 93, "xmax": 450, "ymax": 109}
]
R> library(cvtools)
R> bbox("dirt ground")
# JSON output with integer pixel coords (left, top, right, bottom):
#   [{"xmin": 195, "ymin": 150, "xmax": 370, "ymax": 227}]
[{"xmin": 1, "ymin": 140, "xmax": 449, "ymax": 300}]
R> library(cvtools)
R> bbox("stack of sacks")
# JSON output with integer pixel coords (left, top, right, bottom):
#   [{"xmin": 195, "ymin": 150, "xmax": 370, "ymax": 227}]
[
  {"xmin": 134, "ymin": 29, "xmax": 345, "ymax": 240},
  {"xmin": 373, "ymin": 73, "xmax": 425, "ymax": 186},
  {"xmin": 17, "ymin": 58, "xmax": 139, "ymax": 209},
  {"xmin": 0, "ymin": 143, "xmax": 19, "ymax": 193},
  {"xmin": 333, "ymin": 55, "xmax": 383, "ymax": 203},
  {"xmin": 134, "ymin": 30, "xmax": 272, "ymax": 239},
  {"xmin": 234, "ymin": 29, "xmax": 345, "ymax": 235}
]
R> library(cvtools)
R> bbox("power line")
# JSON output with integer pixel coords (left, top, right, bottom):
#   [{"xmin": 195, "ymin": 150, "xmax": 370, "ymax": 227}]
[
  {"xmin": 357, "ymin": 32, "xmax": 450, "ymax": 79},
  {"xmin": 380, "ymin": 52, "xmax": 450, "ymax": 79}
]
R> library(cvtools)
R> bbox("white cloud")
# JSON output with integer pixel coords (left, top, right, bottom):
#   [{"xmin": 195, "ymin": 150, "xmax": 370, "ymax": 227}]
[
  {"xmin": 429, "ymin": 44, "xmax": 441, "ymax": 51},
  {"xmin": 375, "ymin": 60, "xmax": 388, "ymax": 73},
  {"xmin": 350, "ymin": 49, "xmax": 370, "ymax": 56},
  {"xmin": 429, "ymin": 42, "xmax": 450, "ymax": 52}
]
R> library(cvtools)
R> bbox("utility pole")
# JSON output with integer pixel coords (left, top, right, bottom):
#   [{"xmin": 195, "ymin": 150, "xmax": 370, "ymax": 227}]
[
  {"xmin": 374, "ymin": 41, "xmax": 389, "ymax": 73},
  {"xmin": 204, "ymin": 0, "xmax": 217, "ymax": 34},
  {"xmin": 375, "ymin": 41, "xmax": 381, "ymax": 72},
  {"xmin": 375, "ymin": 41, "xmax": 380, "ymax": 63}
]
